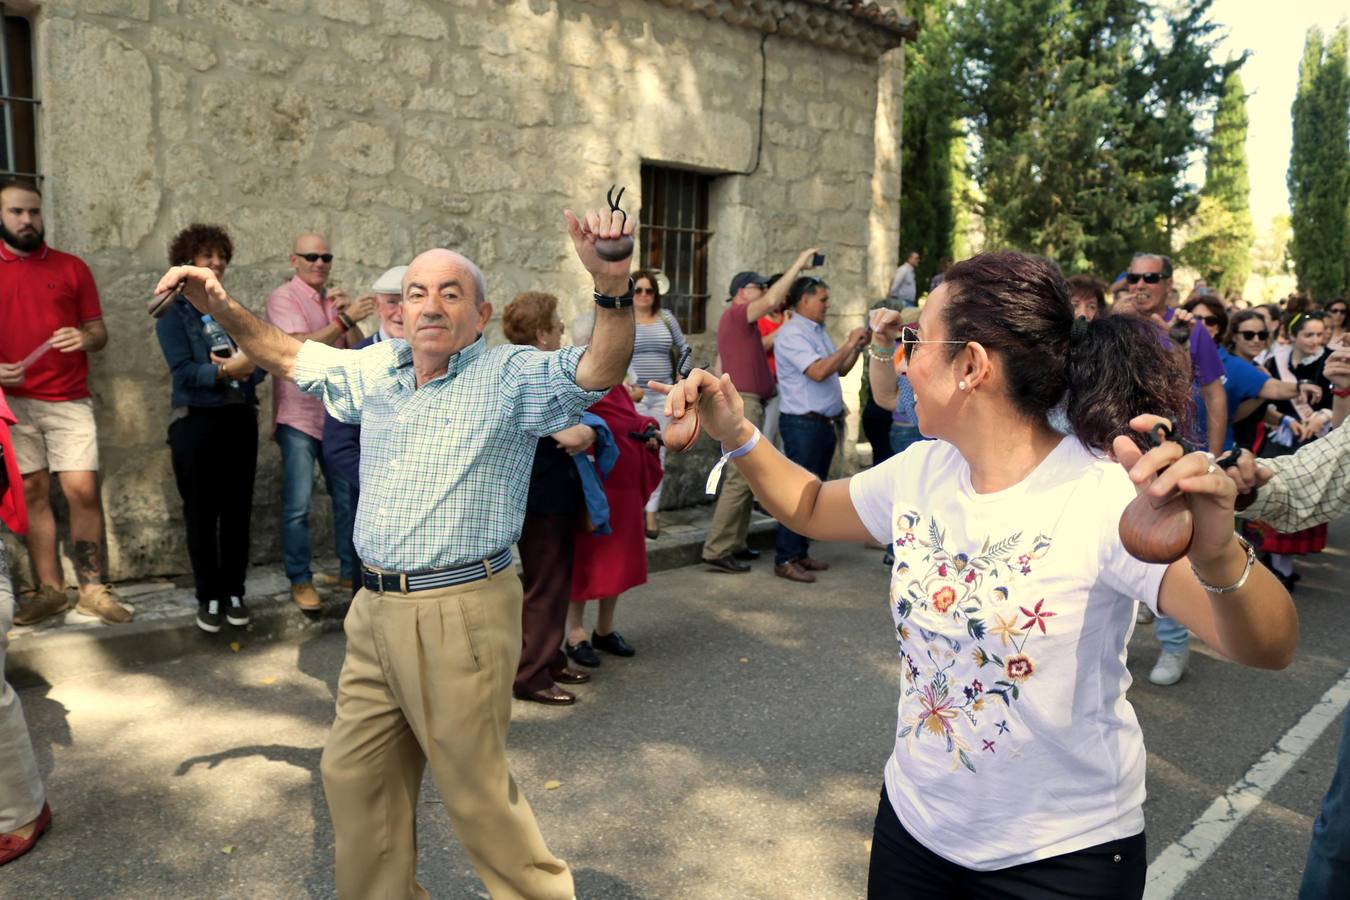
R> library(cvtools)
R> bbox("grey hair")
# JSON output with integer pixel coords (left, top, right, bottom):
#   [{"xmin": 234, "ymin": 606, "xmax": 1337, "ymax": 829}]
[
  {"xmin": 571, "ymin": 313, "xmax": 595, "ymax": 346},
  {"xmin": 402, "ymin": 249, "xmax": 488, "ymax": 305},
  {"xmin": 1131, "ymin": 252, "xmax": 1173, "ymax": 279}
]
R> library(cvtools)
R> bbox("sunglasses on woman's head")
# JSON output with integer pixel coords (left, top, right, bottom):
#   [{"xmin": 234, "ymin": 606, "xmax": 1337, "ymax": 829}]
[
  {"xmin": 297, "ymin": 252, "xmax": 333, "ymax": 263},
  {"xmin": 1236, "ymin": 329, "xmax": 1269, "ymax": 341},
  {"xmin": 1125, "ymin": 272, "xmax": 1164, "ymax": 284}
]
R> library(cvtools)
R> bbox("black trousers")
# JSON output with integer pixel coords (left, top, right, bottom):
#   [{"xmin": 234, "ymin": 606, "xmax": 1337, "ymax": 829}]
[
  {"xmin": 862, "ymin": 398, "xmax": 895, "ymax": 465},
  {"xmin": 867, "ymin": 787, "xmax": 1146, "ymax": 900},
  {"xmin": 514, "ymin": 511, "xmax": 577, "ymax": 694},
  {"xmin": 168, "ymin": 405, "xmax": 258, "ymax": 602}
]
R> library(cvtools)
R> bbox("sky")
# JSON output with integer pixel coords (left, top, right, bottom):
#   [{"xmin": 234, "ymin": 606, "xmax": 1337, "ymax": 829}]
[{"xmin": 1206, "ymin": 0, "xmax": 1348, "ymax": 228}]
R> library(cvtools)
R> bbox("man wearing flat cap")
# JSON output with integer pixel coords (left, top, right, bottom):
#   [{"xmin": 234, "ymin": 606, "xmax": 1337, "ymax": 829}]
[
  {"xmin": 701, "ymin": 248, "xmax": 820, "ymax": 573},
  {"xmin": 321, "ymin": 265, "xmax": 408, "ymax": 594}
]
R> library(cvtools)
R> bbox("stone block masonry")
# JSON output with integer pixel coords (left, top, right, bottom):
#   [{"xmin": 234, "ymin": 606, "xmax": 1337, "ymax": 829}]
[{"xmin": 2, "ymin": 0, "xmax": 906, "ymax": 586}]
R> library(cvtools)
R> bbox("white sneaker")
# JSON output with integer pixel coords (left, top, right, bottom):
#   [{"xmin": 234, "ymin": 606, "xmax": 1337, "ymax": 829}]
[
  {"xmin": 1136, "ymin": 604, "xmax": 1155, "ymax": 625},
  {"xmin": 1149, "ymin": 648, "xmax": 1189, "ymax": 686}
]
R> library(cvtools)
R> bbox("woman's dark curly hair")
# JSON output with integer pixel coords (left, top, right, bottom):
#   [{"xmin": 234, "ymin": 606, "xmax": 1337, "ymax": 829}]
[
  {"xmin": 168, "ymin": 223, "xmax": 233, "ymax": 267},
  {"xmin": 940, "ymin": 251, "xmax": 1193, "ymax": 452}
]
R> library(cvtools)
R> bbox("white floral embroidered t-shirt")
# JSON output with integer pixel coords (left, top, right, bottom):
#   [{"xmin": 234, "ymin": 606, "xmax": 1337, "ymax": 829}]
[{"xmin": 849, "ymin": 436, "xmax": 1167, "ymax": 870}]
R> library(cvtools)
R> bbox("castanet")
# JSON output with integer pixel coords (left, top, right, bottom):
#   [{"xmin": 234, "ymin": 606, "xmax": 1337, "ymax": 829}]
[
  {"xmin": 593, "ymin": 185, "xmax": 634, "ymax": 262},
  {"xmin": 663, "ymin": 403, "xmax": 701, "ymax": 453}
]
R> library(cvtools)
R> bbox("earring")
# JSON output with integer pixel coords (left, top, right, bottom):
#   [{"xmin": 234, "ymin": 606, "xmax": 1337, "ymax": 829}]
[{"xmin": 958, "ymin": 380, "xmax": 968, "ymax": 391}]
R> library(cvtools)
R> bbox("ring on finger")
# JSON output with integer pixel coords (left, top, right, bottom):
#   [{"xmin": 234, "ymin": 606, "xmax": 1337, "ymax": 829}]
[{"xmin": 1206, "ymin": 463, "xmax": 1217, "ymax": 474}]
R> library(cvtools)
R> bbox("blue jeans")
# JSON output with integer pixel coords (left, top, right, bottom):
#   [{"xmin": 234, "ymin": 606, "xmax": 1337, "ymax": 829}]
[
  {"xmin": 776, "ymin": 414, "xmax": 838, "ymax": 565},
  {"xmin": 276, "ymin": 424, "xmax": 356, "ymax": 585},
  {"xmin": 1301, "ymin": 702, "xmax": 1350, "ymax": 899},
  {"xmin": 1154, "ymin": 615, "xmax": 1190, "ymax": 653},
  {"xmin": 889, "ymin": 422, "xmax": 925, "ymax": 456}
]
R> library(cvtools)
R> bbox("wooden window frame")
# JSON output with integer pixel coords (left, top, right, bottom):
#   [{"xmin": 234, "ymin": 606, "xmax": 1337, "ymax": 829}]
[{"xmin": 1, "ymin": 6, "xmax": 39, "ymax": 182}]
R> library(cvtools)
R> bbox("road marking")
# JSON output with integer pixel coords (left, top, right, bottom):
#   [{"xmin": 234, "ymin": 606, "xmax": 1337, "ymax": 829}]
[{"xmin": 1145, "ymin": 666, "xmax": 1350, "ymax": 899}]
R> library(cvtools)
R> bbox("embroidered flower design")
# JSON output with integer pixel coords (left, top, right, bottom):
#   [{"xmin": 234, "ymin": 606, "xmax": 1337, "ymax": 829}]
[
  {"xmin": 989, "ymin": 612, "xmax": 1024, "ymax": 647},
  {"xmin": 1019, "ymin": 599, "xmax": 1057, "ymax": 635},
  {"xmin": 931, "ymin": 585, "xmax": 958, "ymax": 614},
  {"xmin": 1004, "ymin": 653, "xmax": 1035, "ymax": 682},
  {"xmin": 918, "ymin": 684, "xmax": 959, "ymax": 737},
  {"xmin": 971, "ymin": 647, "xmax": 991, "ymax": 667}
]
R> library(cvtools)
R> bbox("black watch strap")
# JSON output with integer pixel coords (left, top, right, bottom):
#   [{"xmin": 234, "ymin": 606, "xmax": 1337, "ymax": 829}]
[{"xmin": 594, "ymin": 278, "xmax": 636, "ymax": 310}]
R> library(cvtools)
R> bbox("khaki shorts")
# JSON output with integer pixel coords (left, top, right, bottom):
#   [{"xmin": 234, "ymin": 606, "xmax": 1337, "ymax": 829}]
[{"xmin": 7, "ymin": 396, "xmax": 100, "ymax": 475}]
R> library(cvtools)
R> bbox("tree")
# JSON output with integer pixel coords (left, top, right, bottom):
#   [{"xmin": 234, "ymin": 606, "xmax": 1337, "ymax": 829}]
[
  {"xmin": 951, "ymin": 0, "xmax": 1238, "ymax": 278},
  {"xmin": 899, "ymin": 0, "xmax": 960, "ymax": 290},
  {"xmin": 1287, "ymin": 26, "xmax": 1350, "ymax": 300},
  {"xmin": 1184, "ymin": 70, "xmax": 1254, "ymax": 295}
]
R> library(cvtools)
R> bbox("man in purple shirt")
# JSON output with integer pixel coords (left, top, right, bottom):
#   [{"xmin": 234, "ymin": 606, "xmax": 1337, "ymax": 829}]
[{"xmin": 1123, "ymin": 252, "xmax": 1227, "ymax": 688}]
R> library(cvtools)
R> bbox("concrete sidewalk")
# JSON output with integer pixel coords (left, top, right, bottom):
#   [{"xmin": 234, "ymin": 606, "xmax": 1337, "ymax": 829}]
[{"xmin": 4, "ymin": 504, "xmax": 778, "ymax": 687}]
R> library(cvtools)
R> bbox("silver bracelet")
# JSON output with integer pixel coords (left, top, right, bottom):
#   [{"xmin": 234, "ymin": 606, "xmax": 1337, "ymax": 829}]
[{"xmin": 1190, "ymin": 535, "xmax": 1256, "ymax": 594}]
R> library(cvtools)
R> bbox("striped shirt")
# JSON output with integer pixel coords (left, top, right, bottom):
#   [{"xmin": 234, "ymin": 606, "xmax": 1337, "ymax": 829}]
[
  {"xmin": 630, "ymin": 311, "xmax": 689, "ymax": 386},
  {"xmin": 292, "ymin": 336, "xmax": 603, "ymax": 572}
]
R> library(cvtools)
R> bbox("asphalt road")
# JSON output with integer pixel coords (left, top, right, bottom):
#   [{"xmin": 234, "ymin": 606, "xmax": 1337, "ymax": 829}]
[{"xmin": 8, "ymin": 521, "xmax": 1349, "ymax": 899}]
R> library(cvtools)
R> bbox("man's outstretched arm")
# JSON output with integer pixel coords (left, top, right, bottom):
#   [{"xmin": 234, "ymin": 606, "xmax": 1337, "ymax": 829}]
[
  {"xmin": 566, "ymin": 207, "xmax": 636, "ymax": 391},
  {"xmin": 154, "ymin": 266, "xmax": 303, "ymax": 381}
]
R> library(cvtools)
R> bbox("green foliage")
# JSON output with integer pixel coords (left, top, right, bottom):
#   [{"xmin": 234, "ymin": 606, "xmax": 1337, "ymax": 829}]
[
  {"xmin": 1184, "ymin": 70, "xmax": 1253, "ymax": 295},
  {"xmin": 950, "ymin": 0, "xmax": 1238, "ymax": 278},
  {"xmin": 899, "ymin": 0, "xmax": 960, "ymax": 290},
  {"xmin": 1287, "ymin": 26, "xmax": 1350, "ymax": 300}
]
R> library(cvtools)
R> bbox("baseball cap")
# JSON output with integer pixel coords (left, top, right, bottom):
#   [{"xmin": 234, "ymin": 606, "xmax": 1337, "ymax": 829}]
[
  {"xmin": 371, "ymin": 265, "xmax": 408, "ymax": 295},
  {"xmin": 727, "ymin": 271, "xmax": 768, "ymax": 299}
]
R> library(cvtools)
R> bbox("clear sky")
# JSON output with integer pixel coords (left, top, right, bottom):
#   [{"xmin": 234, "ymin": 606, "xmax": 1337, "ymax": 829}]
[{"xmin": 1207, "ymin": 0, "xmax": 1347, "ymax": 228}]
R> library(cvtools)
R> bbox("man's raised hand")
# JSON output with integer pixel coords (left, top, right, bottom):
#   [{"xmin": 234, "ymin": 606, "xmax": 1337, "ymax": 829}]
[
  {"xmin": 154, "ymin": 265, "xmax": 230, "ymax": 317},
  {"xmin": 564, "ymin": 205, "xmax": 636, "ymax": 297}
]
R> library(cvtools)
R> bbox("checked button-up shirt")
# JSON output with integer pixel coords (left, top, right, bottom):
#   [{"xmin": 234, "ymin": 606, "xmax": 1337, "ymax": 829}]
[{"xmin": 292, "ymin": 335, "xmax": 603, "ymax": 572}]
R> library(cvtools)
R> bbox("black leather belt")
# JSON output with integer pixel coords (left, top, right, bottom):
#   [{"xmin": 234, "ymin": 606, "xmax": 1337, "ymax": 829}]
[
  {"xmin": 790, "ymin": 411, "xmax": 843, "ymax": 424},
  {"xmin": 361, "ymin": 548, "xmax": 513, "ymax": 594}
]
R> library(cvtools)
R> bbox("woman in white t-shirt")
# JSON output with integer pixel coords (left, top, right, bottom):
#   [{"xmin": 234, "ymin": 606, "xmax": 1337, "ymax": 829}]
[{"xmin": 654, "ymin": 251, "xmax": 1298, "ymax": 898}]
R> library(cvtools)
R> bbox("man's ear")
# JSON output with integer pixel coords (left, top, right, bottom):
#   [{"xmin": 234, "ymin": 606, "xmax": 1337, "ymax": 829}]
[{"xmin": 477, "ymin": 301, "xmax": 494, "ymax": 332}]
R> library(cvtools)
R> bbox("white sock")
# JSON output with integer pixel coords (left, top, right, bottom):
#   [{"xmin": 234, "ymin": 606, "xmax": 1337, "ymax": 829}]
[{"xmin": 1270, "ymin": 553, "xmax": 1295, "ymax": 577}]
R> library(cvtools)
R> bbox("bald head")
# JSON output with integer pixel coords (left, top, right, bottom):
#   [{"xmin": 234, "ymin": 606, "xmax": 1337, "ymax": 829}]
[
  {"xmin": 293, "ymin": 232, "xmax": 329, "ymax": 255},
  {"xmin": 404, "ymin": 248, "xmax": 487, "ymax": 305},
  {"xmin": 290, "ymin": 232, "xmax": 332, "ymax": 289}
]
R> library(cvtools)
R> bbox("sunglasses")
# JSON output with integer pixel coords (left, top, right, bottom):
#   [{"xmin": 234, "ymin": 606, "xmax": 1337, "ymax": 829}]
[
  {"xmin": 896, "ymin": 324, "xmax": 967, "ymax": 366},
  {"xmin": 1126, "ymin": 272, "xmax": 1164, "ymax": 284},
  {"xmin": 1195, "ymin": 315, "xmax": 1221, "ymax": 327},
  {"xmin": 1327, "ymin": 307, "xmax": 1348, "ymax": 316},
  {"xmin": 296, "ymin": 253, "xmax": 333, "ymax": 263},
  {"xmin": 1235, "ymin": 329, "xmax": 1269, "ymax": 341},
  {"xmin": 634, "ymin": 286, "xmax": 655, "ymax": 295}
]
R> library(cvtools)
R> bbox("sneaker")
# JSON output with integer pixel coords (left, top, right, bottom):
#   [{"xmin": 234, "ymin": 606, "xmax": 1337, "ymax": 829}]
[
  {"xmin": 74, "ymin": 585, "xmax": 133, "ymax": 625},
  {"xmin": 1149, "ymin": 648, "xmax": 1189, "ymax": 686},
  {"xmin": 14, "ymin": 585, "xmax": 69, "ymax": 626},
  {"xmin": 196, "ymin": 599, "xmax": 223, "ymax": 633},
  {"xmin": 226, "ymin": 596, "xmax": 250, "ymax": 627},
  {"xmin": 882, "ymin": 550, "xmax": 894, "ymax": 567},
  {"xmin": 1135, "ymin": 604, "xmax": 1155, "ymax": 625},
  {"xmin": 290, "ymin": 582, "xmax": 321, "ymax": 611}
]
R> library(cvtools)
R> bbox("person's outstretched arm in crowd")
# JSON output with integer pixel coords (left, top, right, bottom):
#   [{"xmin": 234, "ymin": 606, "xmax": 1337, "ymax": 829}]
[
  {"xmin": 153, "ymin": 270, "xmax": 303, "ymax": 380},
  {"xmin": 802, "ymin": 327, "xmax": 867, "ymax": 382},
  {"xmin": 866, "ymin": 309, "xmax": 904, "ymax": 411},
  {"xmin": 747, "ymin": 249, "xmax": 818, "ymax": 324},
  {"xmin": 566, "ymin": 207, "xmax": 637, "ymax": 392},
  {"xmin": 1228, "ymin": 348, "xmax": 1350, "ymax": 533}
]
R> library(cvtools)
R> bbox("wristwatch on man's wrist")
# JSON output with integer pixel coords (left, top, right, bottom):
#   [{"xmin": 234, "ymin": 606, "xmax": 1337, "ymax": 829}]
[{"xmin": 594, "ymin": 278, "xmax": 636, "ymax": 310}]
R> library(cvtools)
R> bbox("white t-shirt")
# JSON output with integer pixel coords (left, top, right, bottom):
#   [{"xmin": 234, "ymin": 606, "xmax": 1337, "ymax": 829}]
[{"xmin": 849, "ymin": 436, "xmax": 1168, "ymax": 870}]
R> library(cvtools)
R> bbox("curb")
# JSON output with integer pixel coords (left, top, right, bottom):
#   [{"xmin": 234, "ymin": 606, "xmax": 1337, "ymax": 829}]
[{"xmin": 5, "ymin": 518, "xmax": 777, "ymax": 688}]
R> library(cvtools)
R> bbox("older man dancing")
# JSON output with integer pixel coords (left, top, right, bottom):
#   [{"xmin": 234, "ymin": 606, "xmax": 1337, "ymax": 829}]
[{"xmin": 153, "ymin": 204, "xmax": 636, "ymax": 900}]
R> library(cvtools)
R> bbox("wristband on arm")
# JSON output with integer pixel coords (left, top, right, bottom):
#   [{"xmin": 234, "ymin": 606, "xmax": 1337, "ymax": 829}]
[{"xmin": 705, "ymin": 426, "xmax": 762, "ymax": 495}]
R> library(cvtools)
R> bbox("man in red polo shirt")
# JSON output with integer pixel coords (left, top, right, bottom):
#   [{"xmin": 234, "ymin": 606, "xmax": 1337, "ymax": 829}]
[{"xmin": 0, "ymin": 179, "xmax": 129, "ymax": 626}]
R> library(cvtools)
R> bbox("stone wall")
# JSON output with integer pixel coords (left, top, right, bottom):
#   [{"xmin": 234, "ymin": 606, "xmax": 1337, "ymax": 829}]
[{"xmin": 3, "ymin": 0, "xmax": 903, "ymax": 586}]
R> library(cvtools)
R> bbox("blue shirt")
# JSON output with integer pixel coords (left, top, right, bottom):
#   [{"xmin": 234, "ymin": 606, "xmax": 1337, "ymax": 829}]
[
  {"xmin": 1199, "ymin": 347, "xmax": 1270, "ymax": 452},
  {"xmin": 320, "ymin": 331, "xmax": 383, "ymax": 484},
  {"xmin": 774, "ymin": 315, "xmax": 845, "ymax": 417},
  {"xmin": 155, "ymin": 298, "xmax": 265, "ymax": 410},
  {"xmin": 292, "ymin": 336, "xmax": 603, "ymax": 571}
]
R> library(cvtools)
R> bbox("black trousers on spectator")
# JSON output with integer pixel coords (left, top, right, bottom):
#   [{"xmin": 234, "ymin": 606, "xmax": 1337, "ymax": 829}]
[
  {"xmin": 867, "ymin": 787, "xmax": 1146, "ymax": 900},
  {"xmin": 168, "ymin": 405, "xmax": 258, "ymax": 602},
  {"xmin": 862, "ymin": 398, "xmax": 895, "ymax": 465},
  {"xmin": 514, "ymin": 512, "xmax": 577, "ymax": 694}
]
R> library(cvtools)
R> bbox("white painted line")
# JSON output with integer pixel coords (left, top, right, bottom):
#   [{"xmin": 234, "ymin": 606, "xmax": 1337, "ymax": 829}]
[{"xmin": 1144, "ymin": 666, "xmax": 1350, "ymax": 899}]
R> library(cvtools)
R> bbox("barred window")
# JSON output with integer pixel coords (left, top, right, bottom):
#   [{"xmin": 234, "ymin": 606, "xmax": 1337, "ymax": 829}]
[
  {"xmin": 1, "ymin": 8, "xmax": 38, "ymax": 181},
  {"xmin": 640, "ymin": 165, "xmax": 714, "ymax": 333}
]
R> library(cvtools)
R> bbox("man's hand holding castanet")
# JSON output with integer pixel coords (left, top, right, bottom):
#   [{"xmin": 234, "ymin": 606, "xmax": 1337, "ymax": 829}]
[
  {"xmin": 564, "ymin": 205, "xmax": 636, "ymax": 298},
  {"xmin": 648, "ymin": 368, "xmax": 750, "ymax": 452},
  {"xmin": 153, "ymin": 265, "xmax": 231, "ymax": 318}
]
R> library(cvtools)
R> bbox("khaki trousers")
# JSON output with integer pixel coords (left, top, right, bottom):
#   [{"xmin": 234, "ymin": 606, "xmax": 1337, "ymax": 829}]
[
  {"xmin": 702, "ymin": 393, "xmax": 766, "ymax": 560},
  {"xmin": 320, "ymin": 569, "xmax": 573, "ymax": 900},
  {"xmin": 0, "ymin": 543, "xmax": 45, "ymax": 833}
]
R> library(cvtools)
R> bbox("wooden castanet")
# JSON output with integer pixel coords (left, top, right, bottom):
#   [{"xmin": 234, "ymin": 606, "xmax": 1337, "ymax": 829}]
[
  {"xmin": 1118, "ymin": 489, "xmax": 1194, "ymax": 564},
  {"xmin": 593, "ymin": 185, "xmax": 634, "ymax": 262},
  {"xmin": 663, "ymin": 404, "xmax": 701, "ymax": 453},
  {"xmin": 147, "ymin": 285, "xmax": 180, "ymax": 319}
]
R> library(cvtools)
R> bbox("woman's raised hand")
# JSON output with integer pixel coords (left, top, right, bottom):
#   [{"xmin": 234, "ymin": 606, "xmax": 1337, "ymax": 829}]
[
  {"xmin": 648, "ymin": 368, "xmax": 748, "ymax": 448},
  {"xmin": 1113, "ymin": 414, "xmax": 1237, "ymax": 566},
  {"xmin": 869, "ymin": 307, "xmax": 904, "ymax": 342}
]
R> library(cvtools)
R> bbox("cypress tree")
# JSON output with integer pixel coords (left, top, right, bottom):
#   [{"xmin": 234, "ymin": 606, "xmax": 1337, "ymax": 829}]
[
  {"xmin": 1186, "ymin": 70, "xmax": 1254, "ymax": 295},
  {"xmin": 1288, "ymin": 26, "xmax": 1350, "ymax": 299}
]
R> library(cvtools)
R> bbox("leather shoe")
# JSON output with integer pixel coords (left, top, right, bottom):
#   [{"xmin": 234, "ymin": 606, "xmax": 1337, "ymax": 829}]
[
  {"xmin": 552, "ymin": 667, "xmax": 591, "ymax": 685},
  {"xmin": 704, "ymin": 555, "xmax": 751, "ymax": 574},
  {"xmin": 513, "ymin": 685, "xmax": 576, "ymax": 705},
  {"xmin": 796, "ymin": 555, "xmax": 830, "ymax": 572},
  {"xmin": 14, "ymin": 586, "xmax": 68, "ymax": 627},
  {"xmin": 592, "ymin": 629, "xmax": 636, "ymax": 657},
  {"xmin": 565, "ymin": 640, "xmax": 603, "ymax": 668},
  {"xmin": 774, "ymin": 561, "xmax": 817, "ymax": 583},
  {"xmin": 0, "ymin": 801, "xmax": 50, "ymax": 866},
  {"xmin": 733, "ymin": 547, "xmax": 762, "ymax": 561}
]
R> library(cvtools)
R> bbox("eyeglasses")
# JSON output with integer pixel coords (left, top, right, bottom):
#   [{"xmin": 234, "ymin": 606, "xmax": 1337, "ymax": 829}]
[
  {"xmin": 296, "ymin": 253, "xmax": 333, "ymax": 263},
  {"xmin": 898, "ymin": 324, "xmax": 967, "ymax": 363},
  {"xmin": 1195, "ymin": 315, "xmax": 1221, "ymax": 327},
  {"xmin": 1235, "ymin": 329, "xmax": 1269, "ymax": 341},
  {"xmin": 1125, "ymin": 272, "xmax": 1165, "ymax": 284}
]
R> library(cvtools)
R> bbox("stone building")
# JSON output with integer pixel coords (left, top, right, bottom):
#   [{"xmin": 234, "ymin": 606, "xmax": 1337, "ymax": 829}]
[{"xmin": 0, "ymin": 0, "xmax": 914, "ymax": 586}]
